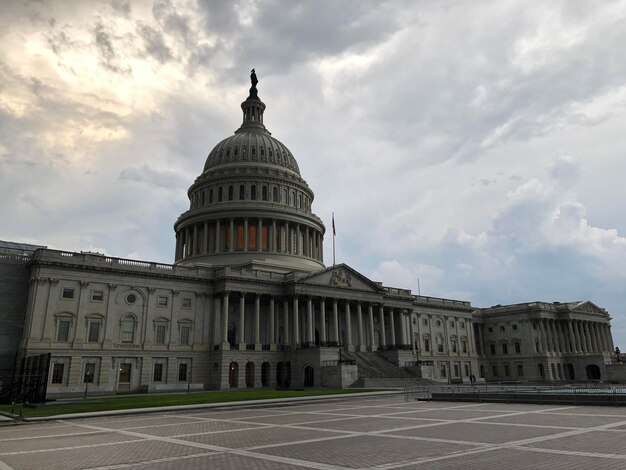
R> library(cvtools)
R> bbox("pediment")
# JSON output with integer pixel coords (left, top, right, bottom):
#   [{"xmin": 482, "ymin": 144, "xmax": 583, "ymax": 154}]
[
  {"xmin": 297, "ymin": 264, "xmax": 385, "ymax": 293},
  {"xmin": 571, "ymin": 301, "xmax": 609, "ymax": 317}
]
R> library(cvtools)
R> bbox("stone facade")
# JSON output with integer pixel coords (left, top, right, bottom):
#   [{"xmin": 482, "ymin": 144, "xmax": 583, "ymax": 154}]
[{"xmin": 0, "ymin": 77, "xmax": 618, "ymax": 398}]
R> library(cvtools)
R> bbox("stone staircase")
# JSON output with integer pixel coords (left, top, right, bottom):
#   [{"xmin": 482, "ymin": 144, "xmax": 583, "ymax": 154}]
[{"xmin": 340, "ymin": 351, "xmax": 435, "ymax": 388}]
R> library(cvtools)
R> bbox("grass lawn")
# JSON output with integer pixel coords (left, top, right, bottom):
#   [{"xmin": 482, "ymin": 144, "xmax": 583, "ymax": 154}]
[{"xmin": 0, "ymin": 389, "xmax": 383, "ymax": 418}]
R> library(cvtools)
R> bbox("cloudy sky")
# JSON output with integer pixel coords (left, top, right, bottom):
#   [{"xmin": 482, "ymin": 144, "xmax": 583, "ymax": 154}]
[{"xmin": 2, "ymin": 0, "xmax": 626, "ymax": 344}]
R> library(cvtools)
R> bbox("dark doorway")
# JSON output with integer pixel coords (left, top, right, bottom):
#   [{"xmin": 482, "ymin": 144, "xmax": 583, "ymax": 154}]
[
  {"xmin": 229, "ymin": 361, "xmax": 238, "ymax": 387},
  {"xmin": 538, "ymin": 364, "xmax": 545, "ymax": 381},
  {"xmin": 567, "ymin": 363, "xmax": 575, "ymax": 380},
  {"xmin": 276, "ymin": 362, "xmax": 285, "ymax": 387},
  {"xmin": 246, "ymin": 362, "xmax": 255, "ymax": 388},
  {"xmin": 261, "ymin": 362, "xmax": 270, "ymax": 387},
  {"xmin": 303, "ymin": 365, "xmax": 314, "ymax": 387},
  {"xmin": 315, "ymin": 329, "xmax": 320, "ymax": 346},
  {"xmin": 586, "ymin": 364, "xmax": 601, "ymax": 380}
]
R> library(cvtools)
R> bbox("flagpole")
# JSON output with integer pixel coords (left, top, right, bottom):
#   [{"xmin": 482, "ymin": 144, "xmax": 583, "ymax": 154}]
[{"xmin": 332, "ymin": 212, "xmax": 336, "ymax": 266}]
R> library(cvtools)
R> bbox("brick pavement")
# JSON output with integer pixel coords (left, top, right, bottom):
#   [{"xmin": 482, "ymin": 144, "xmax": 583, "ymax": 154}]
[{"xmin": 3, "ymin": 395, "xmax": 626, "ymax": 469}]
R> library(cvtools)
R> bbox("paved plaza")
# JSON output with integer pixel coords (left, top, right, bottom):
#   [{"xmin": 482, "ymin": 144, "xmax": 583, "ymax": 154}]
[{"xmin": 3, "ymin": 395, "xmax": 626, "ymax": 469}]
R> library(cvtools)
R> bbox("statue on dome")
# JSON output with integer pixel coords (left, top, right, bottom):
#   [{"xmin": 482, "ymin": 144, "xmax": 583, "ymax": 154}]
[{"xmin": 249, "ymin": 68, "xmax": 259, "ymax": 98}]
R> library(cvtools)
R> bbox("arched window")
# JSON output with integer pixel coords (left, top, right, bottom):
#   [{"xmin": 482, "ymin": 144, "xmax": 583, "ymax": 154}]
[
  {"xmin": 251, "ymin": 185, "xmax": 257, "ymax": 200},
  {"xmin": 239, "ymin": 185, "xmax": 245, "ymax": 200},
  {"xmin": 218, "ymin": 187, "xmax": 223, "ymax": 202},
  {"xmin": 283, "ymin": 189, "xmax": 288, "ymax": 204},
  {"xmin": 262, "ymin": 186, "xmax": 268, "ymax": 201},
  {"xmin": 272, "ymin": 187, "xmax": 278, "ymax": 202},
  {"xmin": 228, "ymin": 186, "xmax": 234, "ymax": 201},
  {"xmin": 209, "ymin": 188, "xmax": 213, "ymax": 203},
  {"xmin": 201, "ymin": 191, "xmax": 205, "ymax": 206},
  {"xmin": 121, "ymin": 316, "xmax": 136, "ymax": 343},
  {"xmin": 234, "ymin": 147, "xmax": 238, "ymax": 156},
  {"xmin": 290, "ymin": 192, "xmax": 294, "ymax": 206},
  {"xmin": 297, "ymin": 194, "xmax": 301, "ymax": 208}
]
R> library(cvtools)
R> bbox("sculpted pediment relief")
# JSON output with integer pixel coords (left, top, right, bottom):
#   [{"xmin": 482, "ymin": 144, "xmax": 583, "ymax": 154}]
[
  {"xmin": 298, "ymin": 264, "xmax": 384, "ymax": 293},
  {"xmin": 572, "ymin": 301, "xmax": 608, "ymax": 316}
]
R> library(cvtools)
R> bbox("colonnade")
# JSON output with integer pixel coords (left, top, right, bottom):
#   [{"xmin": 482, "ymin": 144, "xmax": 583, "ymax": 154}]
[
  {"xmin": 536, "ymin": 318, "xmax": 613, "ymax": 354},
  {"xmin": 175, "ymin": 218, "xmax": 323, "ymax": 262},
  {"xmin": 213, "ymin": 292, "xmax": 412, "ymax": 351}
]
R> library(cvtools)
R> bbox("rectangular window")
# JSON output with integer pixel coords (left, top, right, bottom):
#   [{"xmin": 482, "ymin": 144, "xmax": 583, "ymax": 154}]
[
  {"xmin": 517, "ymin": 364, "xmax": 524, "ymax": 376},
  {"xmin": 422, "ymin": 319, "xmax": 428, "ymax": 326},
  {"xmin": 504, "ymin": 364, "xmax": 511, "ymax": 377},
  {"xmin": 452, "ymin": 341, "xmax": 457, "ymax": 353},
  {"xmin": 464, "ymin": 364, "xmax": 470, "ymax": 377},
  {"xmin": 502, "ymin": 343, "xmax": 508, "ymax": 355},
  {"xmin": 488, "ymin": 327, "xmax": 493, "ymax": 333},
  {"xmin": 156, "ymin": 325, "xmax": 166, "ymax": 345},
  {"xmin": 438, "ymin": 343, "xmax": 444, "ymax": 353},
  {"xmin": 51, "ymin": 363, "xmax": 64, "ymax": 384},
  {"xmin": 180, "ymin": 326, "xmax": 190, "ymax": 345},
  {"xmin": 462, "ymin": 341, "xmax": 467, "ymax": 353},
  {"xmin": 91, "ymin": 290, "xmax": 104, "ymax": 302},
  {"xmin": 492, "ymin": 365, "xmax": 498, "ymax": 377},
  {"xmin": 87, "ymin": 322, "xmax": 100, "ymax": 343},
  {"xmin": 440, "ymin": 364, "xmax": 447, "ymax": 378},
  {"xmin": 424, "ymin": 338, "xmax": 430, "ymax": 352},
  {"xmin": 490, "ymin": 344, "xmax": 496, "ymax": 355},
  {"xmin": 181, "ymin": 297, "xmax": 192, "ymax": 309},
  {"xmin": 57, "ymin": 320, "xmax": 70, "ymax": 342},
  {"xmin": 512, "ymin": 324, "xmax": 518, "ymax": 331},
  {"xmin": 157, "ymin": 296, "xmax": 168, "ymax": 307},
  {"xmin": 61, "ymin": 288, "xmax": 75, "ymax": 300},
  {"xmin": 153, "ymin": 363, "xmax": 163, "ymax": 382},
  {"xmin": 178, "ymin": 363, "xmax": 188, "ymax": 381},
  {"xmin": 450, "ymin": 321, "xmax": 455, "ymax": 327},
  {"xmin": 83, "ymin": 363, "xmax": 95, "ymax": 383},
  {"xmin": 515, "ymin": 342, "xmax": 521, "ymax": 354},
  {"xmin": 454, "ymin": 364, "xmax": 460, "ymax": 377},
  {"xmin": 500, "ymin": 326, "xmax": 505, "ymax": 332}
]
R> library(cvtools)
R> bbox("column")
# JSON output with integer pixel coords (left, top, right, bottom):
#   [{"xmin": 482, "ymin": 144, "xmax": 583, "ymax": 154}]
[
  {"xmin": 567, "ymin": 321, "xmax": 577, "ymax": 353},
  {"xmin": 192, "ymin": 224, "xmax": 198, "ymax": 256},
  {"xmin": 271, "ymin": 220, "xmax": 277, "ymax": 252},
  {"xmin": 307, "ymin": 296, "xmax": 314, "ymax": 345},
  {"xmin": 593, "ymin": 323, "xmax": 603, "ymax": 352},
  {"xmin": 175, "ymin": 232, "xmax": 181, "ymax": 260},
  {"xmin": 604, "ymin": 323, "xmax": 612, "ymax": 352},
  {"xmin": 389, "ymin": 309, "xmax": 396, "ymax": 347},
  {"xmin": 216, "ymin": 220, "xmax": 221, "ymax": 253},
  {"xmin": 539, "ymin": 320, "xmax": 548, "ymax": 352},
  {"xmin": 379, "ymin": 305, "xmax": 386, "ymax": 347},
  {"xmin": 357, "ymin": 302, "xmax": 364, "ymax": 351},
  {"xmin": 320, "ymin": 298, "xmax": 327, "ymax": 344},
  {"xmin": 581, "ymin": 321, "xmax": 590, "ymax": 353},
  {"xmin": 254, "ymin": 294, "xmax": 260, "ymax": 350},
  {"xmin": 320, "ymin": 297, "xmax": 328, "ymax": 346},
  {"xmin": 573, "ymin": 321, "xmax": 582, "ymax": 352},
  {"xmin": 211, "ymin": 295, "xmax": 220, "ymax": 347},
  {"xmin": 368, "ymin": 304, "xmax": 376, "ymax": 351},
  {"xmin": 229, "ymin": 219, "xmax": 235, "ymax": 252},
  {"xmin": 221, "ymin": 291, "xmax": 229, "ymax": 349},
  {"xmin": 239, "ymin": 293, "xmax": 246, "ymax": 350},
  {"xmin": 293, "ymin": 296, "xmax": 299, "ymax": 347},
  {"xmin": 305, "ymin": 227, "xmax": 310, "ymax": 257},
  {"xmin": 345, "ymin": 301, "xmax": 353, "ymax": 350},
  {"xmin": 400, "ymin": 310, "xmax": 407, "ymax": 347},
  {"xmin": 551, "ymin": 321, "xmax": 560, "ymax": 353},
  {"xmin": 590, "ymin": 322, "xmax": 599, "ymax": 353},
  {"xmin": 243, "ymin": 218, "xmax": 249, "ymax": 251},
  {"xmin": 283, "ymin": 299, "xmax": 290, "ymax": 346},
  {"xmin": 332, "ymin": 299, "xmax": 339, "ymax": 344},
  {"xmin": 269, "ymin": 296, "xmax": 276, "ymax": 350}
]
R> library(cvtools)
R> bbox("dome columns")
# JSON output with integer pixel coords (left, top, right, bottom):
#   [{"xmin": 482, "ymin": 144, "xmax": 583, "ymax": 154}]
[{"xmin": 175, "ymin": 216, "xmax": 324, "ymax": 264}]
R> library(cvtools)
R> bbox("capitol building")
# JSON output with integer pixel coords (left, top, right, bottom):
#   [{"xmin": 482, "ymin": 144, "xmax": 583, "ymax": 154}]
[{"xmin": 0, "ymin": 74, "xmax": 618, "ymax": 398}]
